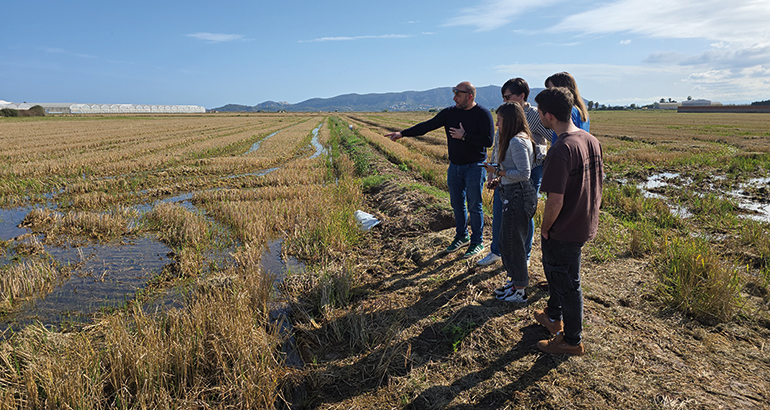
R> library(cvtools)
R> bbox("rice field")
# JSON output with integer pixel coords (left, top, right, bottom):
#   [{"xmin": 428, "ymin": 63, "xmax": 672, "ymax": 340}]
[{"xmin": 1, "ymin": 110, "xmax": 769, "ymax": 408}]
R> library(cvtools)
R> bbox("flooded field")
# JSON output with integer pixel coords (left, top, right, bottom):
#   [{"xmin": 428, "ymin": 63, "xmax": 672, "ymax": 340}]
[
  {"xmin": 0, "ymin": 113, "xmax": 325, "ymax": 333},
  {"xmin": 1, "ymin": 110, "xmax": 769, "ymax": 408}
]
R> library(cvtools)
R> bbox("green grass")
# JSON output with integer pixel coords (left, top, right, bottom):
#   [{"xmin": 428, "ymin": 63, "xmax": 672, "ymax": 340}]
[
  {"xmin": 329, "ymin": 117, "xmax": 376, "ymax": 177},
  {"xmin": 655, "ymin": 235, "xmax": 742, "ymax": 324}
]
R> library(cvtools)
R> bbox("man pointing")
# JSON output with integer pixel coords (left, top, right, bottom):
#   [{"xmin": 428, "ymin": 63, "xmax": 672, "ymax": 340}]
[{"xmin": 385, "ymin": 81, "xmax": 494, "ymax": 258}]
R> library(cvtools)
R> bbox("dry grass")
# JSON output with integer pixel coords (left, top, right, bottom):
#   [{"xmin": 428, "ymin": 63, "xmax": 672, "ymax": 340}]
[
  {"xmin": 20, "ymin": 207, "xmax": 136, "ymax": 241},
  {"xmin": 0, "ymin": 258, "xmax": 291, "ymax": 409},
  {"xmin": 2, "ymin": 111, "xmax": 769, "ymax": 409},
  {"xmin": 144, "ymin": 202, "xmax": 212, "ymax": 251},
  {"xmin": 0, "ymin": 258, "xmax": 60, "ymax": 312}
]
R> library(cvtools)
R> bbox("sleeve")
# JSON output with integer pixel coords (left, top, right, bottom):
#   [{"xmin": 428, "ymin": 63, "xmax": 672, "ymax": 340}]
[
  {"xmin": 401, "ymin": 109, "xmax": 447, "ymax": 137},
  {"xmin": 501, "ymin": 137, "xmax": 532, "ymax": 182},
  {"xmin": 540, "ymin": 147, "xmax": 569, "ymax": 195},
  {"xmin": 528, "ymin": 110, "xmax": 551, "ymax": 147}
]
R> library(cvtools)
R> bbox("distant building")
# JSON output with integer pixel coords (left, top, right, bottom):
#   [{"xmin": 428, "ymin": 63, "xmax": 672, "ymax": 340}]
[
  {"xmin": 653, "ymin": 102, "xmax": 681, "ymax": 110},
  {"xmin": 0, "ymin": 101, "xmax": 205, "ymax": 114},
  {"xmin": 653, "ymin": 99, "xmax": 723, "ymax": 110},
  {"xmin": 678, "ymin": 105, "xmax": 770, "ymax": 113},
  {"xmin": 681, "ymin": 99, "xmax": 721, "ymax": 107}
]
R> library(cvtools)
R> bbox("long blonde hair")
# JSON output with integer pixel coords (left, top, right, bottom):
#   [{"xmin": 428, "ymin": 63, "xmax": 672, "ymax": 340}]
[{"xmin": 496, "ymin": 102, "xmax": 534, "ymax": 165}]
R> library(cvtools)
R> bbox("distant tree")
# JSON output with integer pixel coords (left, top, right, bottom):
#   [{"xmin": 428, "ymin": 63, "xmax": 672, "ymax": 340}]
[
  {"xmin": 751, "ymin": 99, "xmax": 770, "ymax": 106},
  {"xmin": 27, "ymin": 105, "xmax": 46, "ymax": 117},
  {"xmin": 600, "ymin": 104, "xmax": 607, "ymax": 109},
  {"xmin": 687, "ymin": 96, "xmax": 693, "ymax": 101},
  {"xmin": 0, "ymin": 108, "xmax": 19, "ymax": 117},
  {"xmin": 630, "ymin": 103, "xmax": 637, "ymax": 109},
  {"xmin": 588, "ymin": 100, "xmax": 594, "ymax": 110},
  {"xmin": 660, "ymin": 98, "xmax": 665, "ymax": 103}
]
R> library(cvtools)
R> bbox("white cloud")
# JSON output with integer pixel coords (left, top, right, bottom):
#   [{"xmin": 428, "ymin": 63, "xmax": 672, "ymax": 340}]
[
  {"xmin": 680, "ymin": 43, "xmax": 770, "ymax": 69},
  {"xmin": 546, "ymin": 0, "xmax": 770, "ymax": 103},
  {"xmin": 186, "ymin": 33, "xmax": 245, "ymax": 43},
  {"xmin": 620, "ymin": 40, "xmax": 631, "ymax": 45},
  {"xmin": 299, "ymin": 34, "xmax": 411, "ymax": 43},
  {"xmin": 444, "ymin": 0, "xmax": 560, "ymax": 31},
  {"xmin": 492, "ymin": 62, "xmax": 770, "ymax": 104},
  {"xmin": 643, "ymin": 51, "xmax": 688, "ymax": 64},
  {"xmin": 554, "ymin": 0, "xmax": 770, "ymax": 44}
]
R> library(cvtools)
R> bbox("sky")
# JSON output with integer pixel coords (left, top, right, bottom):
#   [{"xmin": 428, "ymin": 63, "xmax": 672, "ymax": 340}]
[{"xmin": 2, "ymin": 0, "xmax": 770, "ymax": 109}]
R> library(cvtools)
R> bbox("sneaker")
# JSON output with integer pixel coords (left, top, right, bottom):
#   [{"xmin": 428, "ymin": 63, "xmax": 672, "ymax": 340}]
[
  {"xmin": 536, "ymin": 332, "xmax": 585, "ymax": 356},
  {"xmin": 445, "ymin": 235, "xmax": 470, "ymax": 253},
  {"xmin": 534, "ymin": 308, "xmax": 563, "ymax": 335},
  {"xmin": 477, "ymin": 252, "xmax": 502, "ymax": 266},
  {"xmin": 463, "ymin": 243, "xmax": 484, "ymax": 258},
  {"xmin": 493, "ymin": 279, "xmax": 513, "ymax": 296},
  {"xmin": 498, "ymin": 287, "xmax": 527, "ymax": 303}
]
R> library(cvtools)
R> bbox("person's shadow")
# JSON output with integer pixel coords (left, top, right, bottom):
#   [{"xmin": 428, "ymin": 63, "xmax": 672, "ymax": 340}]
[{"xmin": 404, "ymin": 324, "xmax": 565, "ymax": 410}]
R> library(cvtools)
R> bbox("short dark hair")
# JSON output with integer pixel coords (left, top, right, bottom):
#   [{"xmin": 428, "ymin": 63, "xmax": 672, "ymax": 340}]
[
  {"xmin": 535, "ymin": 87, "xmax": 574, "ymax": 123},
  {"xmin": 501, "ymin": 78, "xmax": 529, "ymax": 101}
]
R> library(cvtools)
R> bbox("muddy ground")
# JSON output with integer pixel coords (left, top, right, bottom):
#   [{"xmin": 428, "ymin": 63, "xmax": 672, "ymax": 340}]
[{"xmin": 286, "ymin": 149, "xmax": 770, "ymax": 409}]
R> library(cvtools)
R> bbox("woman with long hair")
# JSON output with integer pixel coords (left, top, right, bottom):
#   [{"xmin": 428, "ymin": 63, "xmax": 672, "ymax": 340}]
[
  {"xmin": 545, "ymin": 72, "xmax": 589, "ymax": 144},
  {"xmin": 484, "ymin": 102, "xmax": 538, "ymax": 303}
]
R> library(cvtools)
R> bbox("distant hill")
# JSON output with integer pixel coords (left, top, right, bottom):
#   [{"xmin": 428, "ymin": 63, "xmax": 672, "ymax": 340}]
[{"xmin": 209, "ymin": 86, "xmax": 546, "ymax": 112}]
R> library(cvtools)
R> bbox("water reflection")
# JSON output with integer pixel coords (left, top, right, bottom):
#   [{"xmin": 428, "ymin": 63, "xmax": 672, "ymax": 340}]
[
  {"xmin": 310, "ymin": 123, "xmax": 327, "ymax": 159},
  {"xmin": 0, "ymin": 207, "xmax": 31, "ymax": 240},
  {"xmin": 0, "ymin": 121, "xmax": 328, "ymax": 333},
  {"xmin": 244, "ymin": 131, "xmax": 280, "ymax": 155},
  {"xmin": 1, "ymin": 236, "xmax": 173, "ymax": 333}
]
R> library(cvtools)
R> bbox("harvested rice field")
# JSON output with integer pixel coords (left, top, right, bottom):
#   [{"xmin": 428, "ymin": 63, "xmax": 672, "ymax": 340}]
[{"xmin": 0, "ymin": 110, "xmax": 769, "ymax": 409}]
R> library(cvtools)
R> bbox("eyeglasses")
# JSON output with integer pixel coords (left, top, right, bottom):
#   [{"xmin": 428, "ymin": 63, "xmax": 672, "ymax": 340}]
[
  {"xmin": 452, "ymin": 87, "xmax": 471, "ymax": 95},
  {"xmin": 502, "ymin": 93, "xmax": 515, "ymax": 101}
]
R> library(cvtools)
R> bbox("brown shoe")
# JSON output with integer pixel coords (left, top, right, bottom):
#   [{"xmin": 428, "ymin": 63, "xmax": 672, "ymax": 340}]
[
  {"xmin": 537, "ymin": 333, "xmax": 585, "ymax": 356},
  {"xmin": 534, "ymin": 309, "xmax": 563, "ymax": 335}
]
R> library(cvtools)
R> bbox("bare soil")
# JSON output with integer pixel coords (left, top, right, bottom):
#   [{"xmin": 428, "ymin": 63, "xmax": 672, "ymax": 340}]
[{"xmin": 290, "ymin": 155, "xmax": 770, "ymax": 409}]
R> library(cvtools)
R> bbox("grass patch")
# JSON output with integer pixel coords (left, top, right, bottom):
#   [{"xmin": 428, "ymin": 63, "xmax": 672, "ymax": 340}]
[
  {"xmin": 329, "ymin": 117, "xmax": 375, "ymax": 177},
  {"xmin": 655, "ymin": 235, "xmax": 742, "ymax": 324}
]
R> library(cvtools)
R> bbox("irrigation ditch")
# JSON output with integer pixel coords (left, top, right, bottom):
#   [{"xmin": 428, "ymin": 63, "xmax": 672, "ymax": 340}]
[{"xmin": 0, "ymin": 120, "xmax": 326, "ymax": 337}]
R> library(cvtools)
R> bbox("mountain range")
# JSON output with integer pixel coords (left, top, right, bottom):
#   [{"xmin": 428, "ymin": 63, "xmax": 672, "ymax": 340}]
[{"xmin": 209, "ymin": 85, "xmax": 546, "ymax": 112}]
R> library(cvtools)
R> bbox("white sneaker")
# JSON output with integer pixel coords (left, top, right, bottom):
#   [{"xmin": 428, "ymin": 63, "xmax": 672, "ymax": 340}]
[
  {"xmin": 498, "ymin": 287, "xmax": 527, "ymax": 303},
  {"xmin": 477, "ymin": 252, "xmax": 502, "ymax": 266},
  {"xmin": 493, "ymin": 279, "xmax": 513, "ymax": 296}
]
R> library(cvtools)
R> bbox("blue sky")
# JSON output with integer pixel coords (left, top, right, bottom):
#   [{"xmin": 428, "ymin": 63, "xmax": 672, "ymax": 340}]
[{"xmin": 2, "ymin": 0, "xmax": 769, "ymax": 109}]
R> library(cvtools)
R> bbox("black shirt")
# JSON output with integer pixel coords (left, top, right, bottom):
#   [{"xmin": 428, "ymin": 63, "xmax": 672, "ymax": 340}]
[{"xmin": 401, "ymin": 105, "xmax": 494, "ymax": 165}]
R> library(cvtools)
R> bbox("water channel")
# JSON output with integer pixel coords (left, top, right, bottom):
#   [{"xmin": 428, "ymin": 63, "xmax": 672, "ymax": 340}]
[{"xmin": 1, "ymin": 122, "xmax": 325, "ymax": 333}]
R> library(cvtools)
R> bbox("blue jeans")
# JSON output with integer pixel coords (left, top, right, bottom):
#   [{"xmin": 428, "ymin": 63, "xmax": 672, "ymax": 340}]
[
  {"xmin": 542, "ymin": 236, "xmax": 585, "ymax": 345},
  {"xmin": 447, "ymin": 163, "xmax": 485, "ymax": 244},
  {"xmin": 490, "ymin": 186, "xmax": 503, "ymax": 255},
  {"xmin": 499, "ymin": 181, "xmax": 537, "ymax": 288},
  {"xmin": 492, "ymin": 164, "xmax": 543, "ymax": 258},
  {"xmin": 525, "ymin": 164, "xmax": 544, "ymax": 259}
]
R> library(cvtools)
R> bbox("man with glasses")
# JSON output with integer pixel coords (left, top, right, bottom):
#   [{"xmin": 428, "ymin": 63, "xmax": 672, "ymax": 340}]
[{"xmin": 385, "ymin": 81, "xmax": 494, "ymax": 258}]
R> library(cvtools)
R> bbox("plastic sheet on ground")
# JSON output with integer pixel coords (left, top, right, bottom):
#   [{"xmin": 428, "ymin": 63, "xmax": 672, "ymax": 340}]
[{"xmin": 354, "ymin": 210, "xmax": 380, "ymax": 231}]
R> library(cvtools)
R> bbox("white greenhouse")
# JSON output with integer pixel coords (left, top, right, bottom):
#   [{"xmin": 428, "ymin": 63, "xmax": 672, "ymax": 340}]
[{"xmin": 0, "ymin": 101, "xmax": 206, "ymax": 114}]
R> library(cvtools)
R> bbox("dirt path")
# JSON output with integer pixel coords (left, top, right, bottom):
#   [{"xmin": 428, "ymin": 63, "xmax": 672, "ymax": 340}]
[{"xmin": 293, "ymin": 130, "xmax": 770, "ymax": 409}]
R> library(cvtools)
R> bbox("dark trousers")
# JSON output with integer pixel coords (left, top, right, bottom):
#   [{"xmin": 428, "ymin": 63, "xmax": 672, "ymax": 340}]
[
  {"xmin": 500, "ymin": 181, "xmax": 537, "ymax": 288},
  {"xmin": 542, "ymin": 236, "xmax": 585, "ymax": 345}
]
